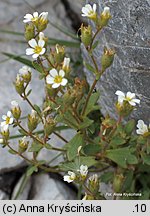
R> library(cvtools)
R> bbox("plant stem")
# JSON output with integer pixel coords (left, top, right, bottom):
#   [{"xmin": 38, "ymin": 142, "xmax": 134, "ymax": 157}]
[
  {"xmin": 77, "ymin": 184, "xmax": 83, "ymax": 200},
  {"xmin": 81, "ymin": 79, "xmax": 98, "ymax": 116},
  {"xmin": 53, "ymin": 131, "xmax": 68, "ymax": 143}
]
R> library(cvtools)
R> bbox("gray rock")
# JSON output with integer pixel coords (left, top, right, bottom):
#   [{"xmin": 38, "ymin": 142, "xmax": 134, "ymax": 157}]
[
  {"xmin": 0, "ymin": 190, "xmax": 9, "ymax": 200},
  {"xmin": 82, "ymin": 0, "xmax": 150, "ymax": 121},
  {"xmin": 31, "ymin": 173, "xmax": 76, "ymax": 199},
  {"xmin": 11, "ymin": 175, "xmax": 31, "ymax": 200}
]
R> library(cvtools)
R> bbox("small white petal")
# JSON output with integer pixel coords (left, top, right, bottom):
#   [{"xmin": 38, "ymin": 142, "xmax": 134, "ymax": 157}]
[
  {"xmin": 63, "ymin": 175, "xmax": 73, "ymax": 183},
  {"xmin": 32, "ymin": 53, "xmax": 39, "ymax": 59},
  {"xmin": 61, "ymin": 78, "xmax": 68, "ymax": 86},
  {"xmin": 132, "ymin": 98, "xmax": 140, "ymax": 104},
  {"xmin": 52, "ymin": 83, "xmax": 60, "ymax": 88},
  {"xmin": 115, "ymin": 90, "xmax": 125, "ymax": 97},
  {"xmin": 7, "ymin": 111, "xmax": 12, "ymax": 117},
  {"xmin": 39, "ymin": 48, "xmax": 46, "ymax": 55},
  {"xmin": 126, "ymin": 92, "xmax": 135, "ymax": 99},
  {"xmin": 2, "ymin": 115, "xmax": 7, "ymax": 120},
  {"xmin": 26, "ymin": 48, "xmax": 34, "ymax": 55},
  {"xmin": 28, "ymin": 39, "xmax": 37, "ymax": 48},
  {"xmin": 1, "ymin": 122, "xmax": 6, "ymax": 127},
  {"xmin": 50, "ymin": 69, "xmax": 58, "ymax": 77},
  {"xmin": 129, "ymin": 101, "xmax": 136, "ymax": 106},
  {"xmin": 38, "ymin": 39, "xmax": 45, "ymax": 48},
  {"xmin": 9, "ymin": 118, "xmax": 13, "ymax": 124},
  {"xmin": 59, "ymin": 70, "xmax": 65, "ymax": 77},
  {"xmin": 93, "ymin": 3, "xmax": 97, "ymax": 12},
  {"xmin": 3, "ymin": 124, "xmax": 9, "ymax": 131},
  {"xmin": 33, "ymin": 12, "xmax": 38, "ymax": 18},
  {"xmin": 46, "ymin": 75, "xmax": 54, "ymax": 84},
  {"xmin": 24, "ymin": 14, "xmax": 33, "ymax": 19},
  {"xmin": 86, "ymin": 4, "xmax": 93, "ymax": 11}
]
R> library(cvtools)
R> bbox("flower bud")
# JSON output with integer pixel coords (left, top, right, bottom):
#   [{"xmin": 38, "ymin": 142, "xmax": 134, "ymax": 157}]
[
  {"xmin": 101, "ymin": 47, "xmax": 115, "ymax": 72},
  {"xmin": 54, "ymin": 44, "xmax": 65, "ymax": 64},
  {"xmin": 11, "ymin": 101, "xmax": 21, "ymax": 120},
  {"xmin": 62, "ymin": 89, "xmax": 76, "ymax": 106},
  {"xmin": 44, "ymin": 116, "xmax": 56, "ymax": 136},
  {"xmin": 39, "ymin": 32, "xmax": 48, "ymax": 46},
  {"xmin": 88, "ymin": 174, "xmax": 99, "ymax": 193},
  {"xmin": 116, "ymin": 101, "xmax": 134, "ymax": 117},
  {"xmin": 1, "ymin": 125, "xmax": 9, "ymax": 140},
  {"xmin": 18, "ymin": 136, "xmax": 29, "ymax": 153},
  {"xmin": 113, "ymin": 174, "xmax": 124, "ymax": 193},
  {"xmin": 62, "ymin": 57, "xmax": 70, "ymax": 74},
  {"xmin": 37, "ymin": 12, "xmax": 49, "ymax": 32},
  {"xmin": 27, "ymin": 110, "xmax": 38, "ymax": 132},
  {"xmin": 14, "ymin": 75, "xmax": 25, "ymax": 95},
  {"xmin": 99, "ymin": 7, "xmax": 111, "ymax": 28},
  {"xmin": 24, "ymin": 23, "xmax": 35, "ymax": 41},
  {"xmin": 81, "ymin": 24, "xmax": 92, "ymax": 47},
  {"xmin": 19, "ymin": 66, "xmax": 32, "ymax": 83}
]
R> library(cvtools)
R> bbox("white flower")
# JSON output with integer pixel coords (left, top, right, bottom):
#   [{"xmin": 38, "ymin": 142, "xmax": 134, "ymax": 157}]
[
  {"xmin": 101, "ymin": 6, "xmax": 110, "ymax": 16},
  {"xmin": 39, "ymin": 12, "xmax": 48, "ymax": 23},
  {"xmin": 39, "ymin": 32, "xmax": 45, "ymax": 40},
  {"xmin": 26, "ymin": 38, "xmax": 46, "ymax": 59},
  {"xmin": 62, "ymin": 57, "xmax": 70, "ymax": 71},
  {"xmin": 23, "ymin": 12, "xmax": 39, "ymax": 23},
  {"xmin": 115, "ymin": 90, "xmax": 140, "ymax": 106},
  {"xmin": 1, "ymin": 111, "xmax": 13, "ymax": 131},
  {"xmin": 46, "ymin": 68, "xmax": 68, "ymax": 88},
  {"xmin": 79, "ymin": 165, "xmax": 88, "ymax": 177},
  {"xmin": 81, "ymin": 4, "xmax": 97, "ymax": 19},
  {"xmin": 11, "ymin": 100, "xmax": 19, "ymax": 109},
  {"xmin": 19, "ymin": 66, "xmax": 31, "ymax": 76},
  {"xmin": 63, "ymin": 171, "xmax": 76, "ymax": 183},
  {"xmin": 136, "ymin": 120, "xmax": 149, "ymax": 135}
]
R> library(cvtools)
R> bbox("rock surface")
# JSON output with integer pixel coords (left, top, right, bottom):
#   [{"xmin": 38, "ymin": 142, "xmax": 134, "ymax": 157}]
[
  {"xmin": 30, "ymin": 174, "xmax": 76, "ymax": 200},
  {"xmin": 83, "ymin": 0, "xmax": 150, "ymax": 122}
]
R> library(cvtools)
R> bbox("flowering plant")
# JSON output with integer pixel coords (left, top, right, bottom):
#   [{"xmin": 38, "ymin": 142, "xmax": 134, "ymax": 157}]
[{"xmin": 1, "ymin": 3, "xmax": 150, "ymax": 200}]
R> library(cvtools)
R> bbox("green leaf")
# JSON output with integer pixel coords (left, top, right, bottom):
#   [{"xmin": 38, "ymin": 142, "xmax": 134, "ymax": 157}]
[
  {"xmin": 78, "ymin": 117, "xmax": 94, "ymax": 129},
  {"xmin": 110, "ymin": 136, "xmax": 126, "ymax": 146},
  {"xmin": 84, "ymin": 92, "xmax": 100, "ymax": 116},
  {"xmin": 67, "ymin": 133, "xmax": 85, "ymax": 161},
  {"xmin": 83, "ymin": 144, "xmax": 101, "ymax": 155},
  {"xmin": 34, "ymin": 105, "xmax": 41, "ymax": 114},
  {"xmin": 79, "ymin": 156, "xmax": 98, "ymax": 167},
  {"xmin": 59, "ymin": 162, "xmax": 77, "ymax": 172},
  {"xmin": 84, "ymin": 62, "xmax": 96, "ymax": 74},
  {"xmin": 32, "ymin": 61, "xmax": 44, "ymax": 73},
  {"xmin": 92, "ymin": 41, "xmax": 99, "ymax": 50},
  {"xmin": 28, "ymin": 142, "xmax": 43, "ymax": 152},
  {"xmin": 60, "ymin": 110, "xmax": 79, "ymax": 129},
  {"xmin": 106, "ymin": 148, "xmax": 138, "ymax": 168},
  {"xmin": 124, "ymin": 120, "xmax": 135, "ymax": 135},
  {"xmin": 48, "ymin": 38, "xmax": 80, "ymax": 48},
  {"xmin": 122, "ymin": 171, "xmax": 134, "ymax": 191},
  {"xmin": 18, "ymin": 129, "xmax": 28, "ymax": 136},
  {"xmin": 8, "ymin": 149, "xmax": 17, "ymax": 155},
  {"xmin": 141, "ymin": 154, "xmax": 150, "ymax": 165},
  {"xmin": 100, "ymin": 171, "xmax": 114, "ymax": 183},
  {"xmin": 0, "ymin": 29, "xmax": 24, "ymax": 36},
  {"xmin": 26, "ymin": 89, "xmax": 32, "ymax": 97},
  {"xmin": 2, "ymin": 52, "xmax": 33, "ymax": 67},
  {"xmin": 26, "ymin": 166, "xmax": 38, "ymax": 177},
  {"xmin": 45, "ymin": 143, "xmax": 52, "ymax": 150}
]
